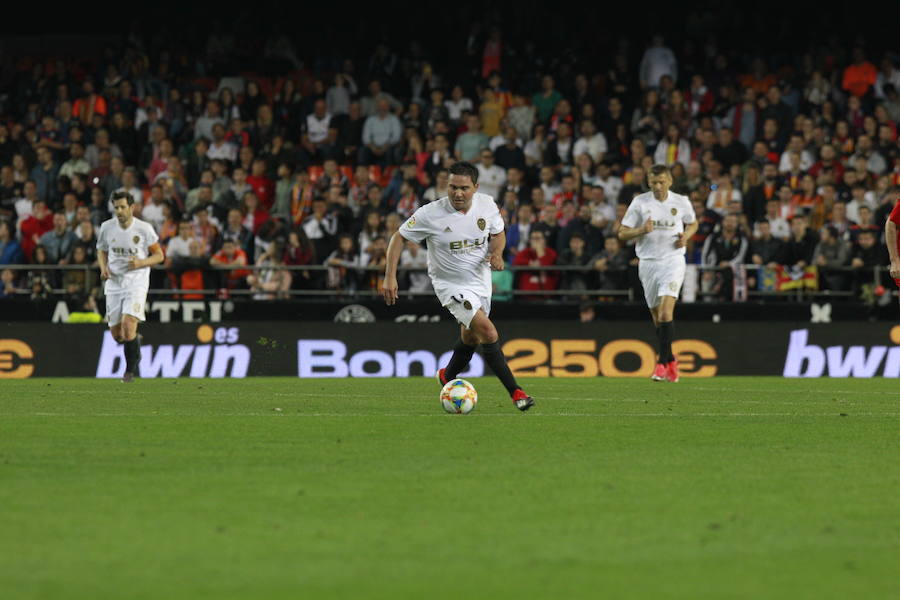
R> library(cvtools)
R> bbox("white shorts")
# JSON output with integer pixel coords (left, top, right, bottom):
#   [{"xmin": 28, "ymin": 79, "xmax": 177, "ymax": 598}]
[
  {"xmin": 638, "ymin": 256, "xmax": 686, "ymax": 308},
  {"xmin": 436, "ymin": 288, "xmax": 491, "ymax": 329},
  {"xmin": 106, "ymin": 287, "xmax": 148, "ymax": 326}
]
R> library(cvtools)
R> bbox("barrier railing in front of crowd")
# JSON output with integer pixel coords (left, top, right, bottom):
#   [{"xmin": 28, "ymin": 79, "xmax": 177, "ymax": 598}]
[{"xmin": 0, "ymin": 263, "xmax": 887, "ymax": 301}]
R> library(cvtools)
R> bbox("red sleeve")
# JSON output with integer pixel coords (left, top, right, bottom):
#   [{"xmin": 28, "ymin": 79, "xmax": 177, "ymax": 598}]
[{"xmin": 889, "ymin": 201, "xmax": 900, "ymax": 226}]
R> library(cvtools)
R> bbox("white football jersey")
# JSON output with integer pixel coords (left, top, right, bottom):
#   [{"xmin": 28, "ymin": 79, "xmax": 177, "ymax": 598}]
[
  {"xmin": 622, "ymin": 191, "xmax": 696, "ymax": 260},
  {"xmin": 398, "ymin": 193, "xmax": 504, "ymax": 300},
  {"xmin": 97, "ymin": 217, "xmax": 159, "ymax": 293}
]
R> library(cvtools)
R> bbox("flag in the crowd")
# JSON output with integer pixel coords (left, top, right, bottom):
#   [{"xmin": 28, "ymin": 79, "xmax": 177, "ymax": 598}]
[{"xmin": 759, "ymin": 265, "xmax": 819, "ymax": 292}]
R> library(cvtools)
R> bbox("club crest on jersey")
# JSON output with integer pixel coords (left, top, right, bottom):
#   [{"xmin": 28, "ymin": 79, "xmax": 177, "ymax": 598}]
[
  {"xmin": 477, "ymin": 217, "xmax": 486, "ymax": 231},
  {"xmin": 407, "ymin": 217, "xmax": 416, "ymax": 228},
  {"xmin": 671, "ymin": 208, "xmax": 677, "ymax": 216},
  {"xmin": 133, "ymin": 235, "xmax": 140, "ymax": 244},
  {"xmin": 463, "ymin": 300, "xmax": 472, "ymax": 310}
]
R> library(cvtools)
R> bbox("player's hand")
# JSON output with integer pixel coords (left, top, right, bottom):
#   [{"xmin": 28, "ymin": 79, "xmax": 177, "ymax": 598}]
[
  {"xmin": 382, "ymin": 275, "xmax": 399, "ymax": 305},
  {"xmin": 891, "ymin": 262, "xmax": 900, "ymax": 279},
  {"xmin": 487, "ymin": 254, "xmax": 504, "ymax": 270},
  {"xmin": 100, "ymin": 268, "xmax": 110, "ymax": 281},
  {"xmin": 127, "ymin": 257, "xmax": 142, "ymax": 270},
  {"xmin": 643, "ymin": 219, "xmax": 654, "ymax": 234},
  {"xmin": 674, "ymin": 233, "xmax": 687, "ymax": 248}
]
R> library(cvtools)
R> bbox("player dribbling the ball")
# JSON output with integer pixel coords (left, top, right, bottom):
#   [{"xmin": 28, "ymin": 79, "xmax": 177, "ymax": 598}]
[
  {"xmin": 97, "ymin": 191, "xmax": 165, "ymax": 382},
  {"xmin": 618, "ymin": 164, "xmax": 698, "ymax": 382},
  {"xmin": 382, "ymin": 161, "xmax": 534, "ymax": 411}
]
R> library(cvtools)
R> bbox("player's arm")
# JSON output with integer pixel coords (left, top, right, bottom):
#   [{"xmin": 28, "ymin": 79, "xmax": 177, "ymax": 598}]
[
  {"xmin": 97, "ymin": 250, "xmax": 110, "ymax": 280},
  {"xmin": 487, "ymin": 230, "xmax": 506, "ymax": 270},
  {"xmin": 618, "ymin": 218, "xmax": 653, "ymax": 241},
  {"xmin": 676, "ymin": 220, "xmax": 699, "ymax": 248},
  {"xmin": 886, "ymin": 219, "xmax": 900, "ymax": 279},
  {"xmin": 129, "ymin": 243, "xmax": 165, "ymax": 270},
  {"xmin": 382, "ymin": 232, "xmax": 408, "ymax": 305}
]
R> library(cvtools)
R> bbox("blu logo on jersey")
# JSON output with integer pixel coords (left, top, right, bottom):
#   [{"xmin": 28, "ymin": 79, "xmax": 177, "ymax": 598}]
[{"xmin": 449, "ymin": 236, "xmax": 488, "ymax": 252}]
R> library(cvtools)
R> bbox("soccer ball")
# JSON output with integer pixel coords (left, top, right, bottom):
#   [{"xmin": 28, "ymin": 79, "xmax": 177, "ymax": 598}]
[{"xmin": 440, "ymin": 379, "xmax": 478, "ymax": 414}]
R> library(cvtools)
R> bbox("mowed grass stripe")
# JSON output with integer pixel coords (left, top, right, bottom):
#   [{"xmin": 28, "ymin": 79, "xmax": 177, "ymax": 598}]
[{"xmin": 0, "ymin": 377, "xmax": 897, "ymax": 600}]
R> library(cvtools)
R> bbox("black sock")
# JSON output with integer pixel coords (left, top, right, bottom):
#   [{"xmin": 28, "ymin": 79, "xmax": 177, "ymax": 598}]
[
  {"xmin": 655, "ymin": 326, "xmax": 662, "ymax": 362},
  {"xmin": 444, "ymin": 339, "xmax": 477, "ymax": 380},
  {"xmin": 124, "ymin": 338, "xmax": 140, "ymax": 374},
  {"xmin": 481, "ymin": 340, "xmax": 520, "ymax": 396},
  {"xmin": 658, "ymin": 321, "xmax": 674, "ymax": 363}
]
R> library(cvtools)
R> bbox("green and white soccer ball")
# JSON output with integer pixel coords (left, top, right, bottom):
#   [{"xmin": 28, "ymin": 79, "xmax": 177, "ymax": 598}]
[{"xmin": 440, "ymin": 378, "xmax": 478, "ymax": 414}]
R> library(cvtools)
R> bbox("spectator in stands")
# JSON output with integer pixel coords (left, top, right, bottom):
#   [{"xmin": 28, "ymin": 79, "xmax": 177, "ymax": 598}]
[
  {"xmin": 248, "ymin": 239, "xmax": 293, "ymax": 300},
  {"xmin": 556, "ymin": 231, "xmax": 594, "ymax": 296},
  {"xmin": 631, "ymin": 89, "xmax": 662, "ymax": 149},
  {"xmin": 639, "ymin": 35, "xmax": 677, "ymax": 90},
  {"xmin": 19, "ymin": 200, "xmax": 53, "ymax": 261},
  {"xmin": 39, "ymin": 211, "xmax": 78, "ymax": 264},
  {"xmin": 325, "ymin": 233, "xmax": 360, "ymax": 293},
  {"xmin": 592, "ymin": 235, "xmax": 632, "ymax": 292},
  {"xmin": 513, "ymin": 229, "xmax": 558, "ymax": 298},
  {"xmin": 210, "ymin": 238, "xmax": 249, "ymax": 290},
  {"xmin": 783, "ymin": 215, "xmax": 819, "ymax": 269},
  {"xmin": 31, "ymin": 147, "xmax": 59, "ymax": 205},
  {"xmin": 813, "ymin": 225, "xmax": 850, "ymax": 291},
  {"xmin": 558, "ymin": 204, "xmax": 604, "ymax": 255},
  {"xmin": 749, "ymin": 219, "xmax": 785, "ymax": 282},
  {"xmin": 850, "ymin": 228, "xmax": 887, "ymax": 295},
  {"xmin": 0, "ymin": 220, "xmax": 24, "ymax": 264},
  {"xmin": 57, "ymin": 142, "xmax": 91, "ymax": 179},
  {"xmin": 239, "ymin": 191, "xmax": 270, "ymax": 236},
  {"xmin": 842, "ymin": 47, "xmax": 878, "ymax": 100},
  {"xmin": 360, "ymin": 99, "xmax": 403, "ymax": 166},
  {"xmin": 221, "ymin": 208, "xmax": 254, "ymax": 257},
  {"xmin": 849, "ymin": 134, "xmax": 887, "ymax": 175},
  {"xmin": 701, "ymin": 213, "xmax": 748, "ymax": 300},
  {"xmin": 455, "ymin": 115, "xmax": 490, "ymax": 162},
  {"xmin": 532, "ymin": 75, "xmax": 562, "ymax": 124},
  {"xmin": 654, "ymin": 123, "xmax": 691, "ymax": 168},
  {"xmin": 544, "ymin": 121, "xmax": 576, "ymax": 169},
  {"xmin": 195, "ymin": 100, "xmax": 224, "ymax": 142},
  {"xmin": 361, "ymin": 235, "xmax": 388, "ymax": 291},
  {"xmin": 208, "ymin": 123, "xmax": 237, "ymax": 166},
  {"xmin": 0, "ymin": 268, "xmax": 18, "ymax": 298}
]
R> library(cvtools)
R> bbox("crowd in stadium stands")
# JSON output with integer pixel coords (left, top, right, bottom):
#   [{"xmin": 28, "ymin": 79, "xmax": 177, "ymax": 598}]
[{"xmin": 0, "ymin": 30, "xmax": 899, "ymax": 303}]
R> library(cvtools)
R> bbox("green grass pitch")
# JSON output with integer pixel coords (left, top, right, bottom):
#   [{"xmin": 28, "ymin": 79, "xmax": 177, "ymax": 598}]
[{"xmin": 1, "ymin": 377, "xmax": 898, "ymax": 599}]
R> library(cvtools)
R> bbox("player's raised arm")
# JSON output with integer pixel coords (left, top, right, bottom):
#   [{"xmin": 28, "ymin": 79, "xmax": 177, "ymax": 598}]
[{"xmin": 382, "ymin": 232, "xmax": 407, "ymax": 305}]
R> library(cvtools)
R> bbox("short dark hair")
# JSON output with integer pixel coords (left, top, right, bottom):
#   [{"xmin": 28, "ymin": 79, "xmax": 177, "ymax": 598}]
[
  {"xmin": 648, "ymin": 164, "xmax": 671, "ymax": 177},
  {"xmin": 110, "ymin": 190, "xmax": 133, "ymax": 206},
  {"xmin": 449, "ymin": 161, "xmax": 479, "ymax": 184}
]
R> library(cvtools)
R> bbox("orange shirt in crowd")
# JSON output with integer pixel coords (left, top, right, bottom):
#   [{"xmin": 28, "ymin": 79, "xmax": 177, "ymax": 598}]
[{"xmin": 842, "ymin": 62, "xmax": 877, "ymax": 97}]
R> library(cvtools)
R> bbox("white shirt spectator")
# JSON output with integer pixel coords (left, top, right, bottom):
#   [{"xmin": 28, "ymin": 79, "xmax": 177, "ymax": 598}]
[
  {"xmin": 573, "ymin": 132, "xmax": 609, "ymax": 163},
  {"xmin": 208, "ymin": 140, "xmax": 237, "ymax": 163},
  {"xmin": 476, "ymin": 164, "xmax": 507, "ymax": 201},
  {"xmin": 306, "ymin": 113, "xmax": 332, "ymax": 144},
  {"xmin": 639, "ymin": 43, "xmax": 678, "ymax": 88}
]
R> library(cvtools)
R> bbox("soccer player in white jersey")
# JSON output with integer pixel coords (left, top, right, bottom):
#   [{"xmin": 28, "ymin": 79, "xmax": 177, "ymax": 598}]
[
  {"xmin": 97, "ymin": 191, "xmax": 165, "ymax": 382},
  {"xmin": 618, "ymin": 164, "xmax": 698, "ymax": 382},
  {"xmin": 382, "ymin": 161, "xmax": 534, "ymax": 411}
]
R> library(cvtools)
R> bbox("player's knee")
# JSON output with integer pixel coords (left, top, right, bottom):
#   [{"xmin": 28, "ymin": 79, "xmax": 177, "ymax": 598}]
[{"xmin": 475, "ymin": 322, "xmax": 498, "ymax": 344}]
